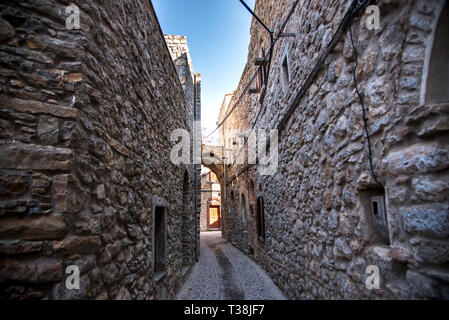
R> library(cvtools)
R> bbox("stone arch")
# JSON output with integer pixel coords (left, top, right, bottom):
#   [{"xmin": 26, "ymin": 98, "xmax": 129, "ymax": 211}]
[
  {"xmin": 201, "ymin": 145, "xmax": 224, "ymax": 178},
  {"xmin": 424, "ymin": 1, "xmax": 449, "ymax": 104}
]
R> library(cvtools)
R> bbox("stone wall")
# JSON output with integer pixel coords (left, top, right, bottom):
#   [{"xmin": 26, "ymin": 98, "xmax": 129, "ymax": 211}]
[
  {"xmin": 0, "ymin": 0, "xmax": 196, "ymax": 299},
  {"xmin": 218, "ymin": 0, "xmax": 449, "ymax": 299},
  {"xmin": 165, "ymin": 34, "xmax": 202, "ymax": 268},
  {"xmin": 165, "ymin": 35, "xmax": 195, "ymax": 128}
]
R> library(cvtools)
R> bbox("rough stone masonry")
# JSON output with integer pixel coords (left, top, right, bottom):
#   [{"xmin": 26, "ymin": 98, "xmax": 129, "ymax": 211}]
[
  {"xmin": 0, "ymin": 0, "xmax": 200, "ymax": 299},
  {"xmin": 217, "ymin": 0, "xmax": 449, "ymax": 299}
]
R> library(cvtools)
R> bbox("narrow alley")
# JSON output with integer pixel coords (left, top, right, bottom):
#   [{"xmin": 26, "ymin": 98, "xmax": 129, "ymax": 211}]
[
  {"xmin": 0, "ymin": 0, "xmax": 448, "ymax": 302},
  {"xmin": 176, "ymin": 232, "xmax": 285, "ymax": 300}
]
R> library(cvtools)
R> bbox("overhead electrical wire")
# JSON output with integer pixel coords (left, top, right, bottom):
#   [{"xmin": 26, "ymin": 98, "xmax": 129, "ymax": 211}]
[
  {"xmin": 230, "ymin": 0, "xmax": 300, "ymax": 166},
  {"xmin": 204, "ymin": 0, "xmax": 276, "ymax": 140},
  {"xmin": 238, "ymin": 0, "xmax": 273, "ymax": 36},
  {"xmin": 206, "ymin": 0, "xmax": 381, "ymax": 187},
  {"xmin": 206, "ymin": 0, "xmax": 300, "ymax": 164},
  {"xmin": 203, "ymin": 70, "xmax": 259, "ymax": 140},
  {"xmin": 248, "ymin": 0, "xmax": 301, "ymax": 129}
]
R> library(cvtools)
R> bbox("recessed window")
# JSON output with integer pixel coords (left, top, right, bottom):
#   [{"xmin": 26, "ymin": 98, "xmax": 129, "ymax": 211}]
[
  {"xmin": 256, "ymin": 196, "xmax": 265, "ymax": 240},
  {"xmin": 370, "ymin": 195, "xmax": 388, "ymax": 242},
  {"xmin": 281, "ymin": 46, "xmax": 290, "ymax": 93},
  {"xmin": 372, "ymin": 199, "xmax": 380, "ymax": 216},
  {"xmin": 361, "ymin": 188, "xmax": 389, "ymax": 245},
  {"xmin": 241, "ymin": 194, "xmax": 247, "ymax": 227},
  {"xmin": 257, "ymin": 48, "xmax": 267, "ymax": 93},
  {"xmin": 266, "ymin": 136, "xmax": 271, "ymax": 155},
  {"xmin": 425, "ymin": 2, "xmax": 449, "ymax": 104}
]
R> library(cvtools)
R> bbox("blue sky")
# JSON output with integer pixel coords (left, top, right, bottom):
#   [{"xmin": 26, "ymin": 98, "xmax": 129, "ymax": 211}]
[{"xmin": 152, "ymin": 0, "xmax": 255, "ymax": 138}]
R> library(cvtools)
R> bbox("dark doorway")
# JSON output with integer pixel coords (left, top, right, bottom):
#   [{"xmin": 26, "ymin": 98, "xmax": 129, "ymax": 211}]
[{"xmin": 154, "ymin": 206, "xmax": 166, "ymax": 274}]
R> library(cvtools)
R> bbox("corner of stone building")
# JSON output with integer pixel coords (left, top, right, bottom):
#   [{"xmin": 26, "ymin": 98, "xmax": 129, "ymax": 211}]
[{"xmin": 0, "ymin": 0, "xmax": 199, "ymax": 300}]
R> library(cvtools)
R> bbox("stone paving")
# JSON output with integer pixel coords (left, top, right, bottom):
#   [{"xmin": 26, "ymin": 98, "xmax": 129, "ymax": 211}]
[{"xmin": 176, "ymin": 231, "xmax": 286, "ymax": 300}]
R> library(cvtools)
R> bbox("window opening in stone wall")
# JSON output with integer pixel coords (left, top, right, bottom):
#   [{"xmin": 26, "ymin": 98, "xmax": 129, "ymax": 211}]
[
  {"xmin": 256, "ymin": 196, "xmax": 265, "ymax": 239},
  {"xmin": 370, "ymin": 194, "xmax": 388, "ymax": 242},
  {"xmin": 241, "ymin": 193, "xmax": 247, "ymax": 227},
  {"xmin": 154, "ymin": 206, "xmax": 167, "ymax": 275},
  {"xmin": 281, "ymin": 46, "xmax": 290, "ymax": 93},
  {"xmin": 209, "ymin": 171, "xmax": 217, "ymax": 182},
  {"xmin": 425, "ymin": 2, "xmax": 449, "ymax": 104},
  {"xmin": 361, "ymin": 188, "xmax": 390, "ymax": 245},
  {"xmin": 257, "ymin": 48, "xmax": 267, "ymax": 93},
  {"xmin": 266, "ymin": 135, "xmax": 271, "ymax": 155}
]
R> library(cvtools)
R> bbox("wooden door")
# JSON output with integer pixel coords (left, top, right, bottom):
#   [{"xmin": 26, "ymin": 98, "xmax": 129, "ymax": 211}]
[{"xmin": 208, "ymin": 205, "xmax": 221, "ymax": 229}]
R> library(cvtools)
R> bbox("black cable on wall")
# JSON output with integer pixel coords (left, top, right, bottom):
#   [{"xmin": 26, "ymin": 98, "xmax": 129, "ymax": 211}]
[{"xmin": 349, "ymin": 0, "xmax": 382, "ymax": 186}]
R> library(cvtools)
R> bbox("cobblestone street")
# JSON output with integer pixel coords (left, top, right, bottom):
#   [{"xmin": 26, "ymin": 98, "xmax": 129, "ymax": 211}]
[{"xmin": 176, "ymin": 232, "xmax": 286, "ymax": 300}]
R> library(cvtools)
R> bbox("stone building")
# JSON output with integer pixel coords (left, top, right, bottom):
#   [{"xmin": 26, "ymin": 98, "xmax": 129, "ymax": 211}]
[
  {"xmin": 217, "ymin": 0, "xmax": 449, "ymax": 299},
  {"xmin": 0, "ymin": 0, "xmax": 200, "ymax": 299},
  {"xmin": 200, "ymin": 166, "xmax": 221, "ymax": 231},
  {"xmin": 164, "ymin": 34, "xmax": 202, "ymax": 268}
]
